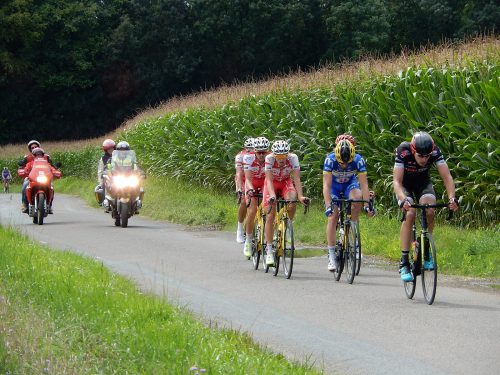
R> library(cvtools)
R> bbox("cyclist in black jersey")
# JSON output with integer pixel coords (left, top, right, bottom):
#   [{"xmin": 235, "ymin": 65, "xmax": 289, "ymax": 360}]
[{"xmin": 393, "ymin": 131, "xmax": 459, "ymax": 281}]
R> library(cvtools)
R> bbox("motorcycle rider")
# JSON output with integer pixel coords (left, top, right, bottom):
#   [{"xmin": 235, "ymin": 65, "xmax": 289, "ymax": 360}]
[
  {"xmin": 18, "ymin": 140, "xmax": 56, "ymax": 213},
  {"xmin": 19, "ymin": 147, "xmax": 62, "ymax": 214},
  {"xmin": 105, "ymin": 141, "xmax": 145, "ymax": 213},
  {"xmin": 95, "ymin": 138, "xmax": 116, "ymax": 209}
]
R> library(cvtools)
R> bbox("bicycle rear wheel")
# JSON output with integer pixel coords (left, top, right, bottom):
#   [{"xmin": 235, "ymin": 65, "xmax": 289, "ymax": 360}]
[
  {"xmin": 355, "ymin": 225, "xmax": 361, "ymax": 276},
  {"xmin": 421, "ymin": 233, "xmax": 437, "ymax": 305},
  {"xmin": 251, "ymin": 217, "xmax": 261, "ymax": 270},
  {"xmin": 345, "ymin": 223, "xmax": 357, "ymax": 284},
  {"xmin": 282, "ymin": 219, "xmax": 294, "ymax": 279}
]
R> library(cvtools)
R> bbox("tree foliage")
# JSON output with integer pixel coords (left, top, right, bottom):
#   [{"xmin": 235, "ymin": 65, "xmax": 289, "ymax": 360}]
[{"xmin": 0, "ymin": 0, "xmax": 497, "ymax": 144}]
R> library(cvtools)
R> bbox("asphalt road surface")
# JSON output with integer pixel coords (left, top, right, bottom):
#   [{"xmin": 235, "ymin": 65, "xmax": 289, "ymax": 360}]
[{"xmin": 1, "ymin": 193, "xmax": 499, "ymax": 375}]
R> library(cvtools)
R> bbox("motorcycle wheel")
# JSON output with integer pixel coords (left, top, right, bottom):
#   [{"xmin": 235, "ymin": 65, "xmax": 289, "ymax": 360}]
[
  {"xmin": 120, "ymin": 202, "xmax": 129, "ymax": 228},
  {"xmin": 37, "ymin": 193, "xmax": 45, "ymax": 225}
]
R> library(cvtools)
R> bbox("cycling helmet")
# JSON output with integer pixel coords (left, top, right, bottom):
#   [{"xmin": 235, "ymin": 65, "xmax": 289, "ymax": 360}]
[
  {"xmin": 334, "ymin": 139, "xmax": 355, "ymax": 164},
  {"xmin": 31, "ymin": 147, "xmax": 45, "ymax": 156},
  {"xmin": 254, "ymin": 137, "xmax": 270, "ymax": 151},
  {"xmin": 116, "ymin": 141, "xmax": 130, "ymax": 150},
  {"xmin": 410, "ymin": 131, "xmax": 434, "ymax": 156},
  {"xmin": 335, "ymin": 134, "xmax": 356, "ymax": 146},
  {"xmin": 102, "ymin": 139, "xmax": 116, "ymax": 152},
  {"xmin": 27, "ymin": 140, "xmax": 41, "ymax": 151},
  {"xmin": 3, "ymin": 167, "xmax": 7, "ymax": 170},
  {"xmin": 244, "ymin": 138, "xmax": 255, "ymax": 151},
  {"xmin": 271, "ymin": 140, "xmax": 290, "ymax": 155}
]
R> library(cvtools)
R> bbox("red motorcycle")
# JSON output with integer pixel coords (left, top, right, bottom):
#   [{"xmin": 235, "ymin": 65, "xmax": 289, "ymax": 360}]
[{"xmin": 19, "ymin": 157, "xmax": 62, "ymax": 225}]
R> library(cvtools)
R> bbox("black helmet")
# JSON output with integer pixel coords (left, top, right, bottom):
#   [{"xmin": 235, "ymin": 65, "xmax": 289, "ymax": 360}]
[
  {"xmin": 116, "ymin": 141, "xmax": 130, "ymax": 150},
  {"xmin": 410, "ymin": 132, "xmax": 434, "ymax": 156}
]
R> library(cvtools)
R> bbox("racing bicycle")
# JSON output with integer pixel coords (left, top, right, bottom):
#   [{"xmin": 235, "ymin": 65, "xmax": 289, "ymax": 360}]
[
  {"xmin": 330, "ymin": 196, "xmax": 373, "ymax": 284},
  {"xmin": 401, "ymin": 202, "xmax": 453, "ymax": 305}
]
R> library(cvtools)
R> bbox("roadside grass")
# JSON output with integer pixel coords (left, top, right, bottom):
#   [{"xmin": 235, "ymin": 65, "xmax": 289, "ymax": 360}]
[
  {"xmin": 0, "ymin": 226, "xmax": 320, "ymax": 374},
  {"xmin": 55, "ymin": 177, "xmax": 499, "ymax": 279}
]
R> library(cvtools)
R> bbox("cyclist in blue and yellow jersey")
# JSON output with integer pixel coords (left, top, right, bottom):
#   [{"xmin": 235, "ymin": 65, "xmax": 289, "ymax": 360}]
[
  {"xmin": 323, "ymin": 135, "xmax": 374, "ymax": 272},
  {"xmin": 393, "ymin": 131, "xmax": 458, "ymax": 282}
]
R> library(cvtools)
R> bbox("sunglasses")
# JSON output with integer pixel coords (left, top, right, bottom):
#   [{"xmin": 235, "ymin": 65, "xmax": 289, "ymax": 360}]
[
  {"xmin": 255, "ymin": 151, "xmax": 267, "ymax": 155},
  {"xmin": 275, "ymin": 154, "xmax": 288, "ymax": 160},
  {"xmin": 416, "ymin": 153, "xmax": 431, "ymax": 158}
]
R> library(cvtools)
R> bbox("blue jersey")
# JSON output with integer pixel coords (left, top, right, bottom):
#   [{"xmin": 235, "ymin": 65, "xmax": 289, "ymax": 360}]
[{"xmin": 323, "ymin": 153, "xmax": 367, "ymax": 185}]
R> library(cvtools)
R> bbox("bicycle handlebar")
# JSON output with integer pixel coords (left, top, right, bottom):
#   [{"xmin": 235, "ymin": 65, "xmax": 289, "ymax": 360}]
[
  {"xmin": 266, "ymin": 197, "xmax": 310, "ymax": 215},
  {"xmin": 330, "ymin": 197, "xmax": 374, "ymax": 213},
  {"xmin": 400, "ymin": 203, "xmax": 453, "ymax": 222},
  {"xmin": 245, "ymin": 190, "xmax": 263, "ymax": 207}
]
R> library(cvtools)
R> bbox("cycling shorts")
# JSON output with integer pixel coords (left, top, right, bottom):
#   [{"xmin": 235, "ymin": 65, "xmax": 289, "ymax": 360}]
[
  {"xmin": 402, "ymin": 180, "xmax": 436, "ymax": 202},
  {"xmin": 263, "ymin": 178, "xmax": 296, "ymax": 207},
  {"xmin": 330, "ymin": 180, "xmax": 360, "ymax": 204}
]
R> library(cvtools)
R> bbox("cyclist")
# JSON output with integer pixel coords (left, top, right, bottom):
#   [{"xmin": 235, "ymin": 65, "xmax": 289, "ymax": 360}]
[
  {"xmin": 18, "ymin": 140, "xmax": 56, "ymax": 213},
  {"xmin": 234, "ymin": 137, "xmax": 255, "ymax": 243},
  {"xmin": 263, "ymin": 140, "xmax": 309, "ymax": 265},
  {"xmin": 323, "ymin": 135, "xmax": 374, "ymax": 272},
  {"xmin": 242, "ymin": 136, "xmax": 270, "ymax": 257},
  {"xmin": 2, "ymin": 167, "xmax": 12, "ymax": 191},
  {"xmin": 393, "ymin": 131, "xmax": 459, "ymax": 282},
  {"xmin": 94, "ymin": 138, "xmax": 116, "ymax": 208}
]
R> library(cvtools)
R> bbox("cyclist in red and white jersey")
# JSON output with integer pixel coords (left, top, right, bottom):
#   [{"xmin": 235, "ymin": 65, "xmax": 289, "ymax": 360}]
[
  {"xmin": 234, "ymin": 137, "xmax": 254, "ymax": 243},
  {"xmin": 242, "ymin": 136, "xmax": 270, "ymax": 257},
  {"xmin": 263, "ymin": 140, "xmax": 309, "ymax": 265}
]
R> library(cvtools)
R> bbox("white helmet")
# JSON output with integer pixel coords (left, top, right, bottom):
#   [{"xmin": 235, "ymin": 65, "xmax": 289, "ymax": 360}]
[
  {"xmin": 244, "ymin": 138, "xmax": 255, "ymax": 150},
  {"xmin": 271, "ymin": 140, "xmax": 290, "ymax": 155},
  {"xmin": 116, "ymin": 141, "xmax": 130, "ymax": 150},
  {"xmin": 254, "ymin": 137, "xmax": 270, "ymax": 151}
]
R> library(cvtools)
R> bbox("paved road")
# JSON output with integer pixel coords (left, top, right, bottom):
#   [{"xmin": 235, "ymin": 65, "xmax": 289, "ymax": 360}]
[{"xmin": 1, "ymin": 193, "xmax": 499, "ymax": 375}]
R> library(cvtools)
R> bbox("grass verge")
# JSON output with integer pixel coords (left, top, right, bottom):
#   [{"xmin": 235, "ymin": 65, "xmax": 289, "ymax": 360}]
[
  {"xmin": 0, "ymin": 226, "xmax": 319, "ymax": 374},
  {"xmin": 55, "ymin": 176, "xmax": 499, "ymax": 279}
]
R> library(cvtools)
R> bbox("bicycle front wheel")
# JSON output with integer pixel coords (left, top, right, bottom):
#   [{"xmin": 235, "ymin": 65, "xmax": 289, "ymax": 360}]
[
  {"xmin": 345, "ymin": 223, "xmax": 357, "ymax": 284},
  {"xmin": 355, "ymin": 225, "xmax": 361, "ymax": 276},
  {"xmin": 272, "ymin": 224, "xmax": 280, "ymax": 276},
  {"xmin": 251, "ymin": 217, "xmax": 261, "ymax": 270},
  {"xmin": 421, "ymin": 233, "xmax": 437, "ymax": 305},
  {"xmin": 282, "ymin": 218, "xmax": 294, "ymax": 279},
  {"xmin": 404, "ymin": 255, "xmax": 416, "ymax": 299}
]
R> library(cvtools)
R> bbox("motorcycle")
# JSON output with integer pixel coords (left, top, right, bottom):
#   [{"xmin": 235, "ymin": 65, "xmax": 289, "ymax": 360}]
[
  {"xmin": 102, "ymin": 150, "xmax": 144, "ymax": 228},
  {"xmin": 19, "ymin": 157, "xmax": 61, "ymax": 225}
]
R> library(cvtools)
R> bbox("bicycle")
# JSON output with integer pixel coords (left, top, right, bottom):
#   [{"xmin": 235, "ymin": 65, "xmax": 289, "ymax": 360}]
[
  {"xmin": 265, "ymin": 197, "xmax": 309, "ymax": 279},
  {"xmin": 401, "ymin": 203, "xmax": 453, "ymax": 305},
  {"xmin": 246, "ymin": 191, "xmax": 265, "ymax": 269},
  {"xmin": 330, "ymin": 196, "xmax": 373, "ymax": 284},
  {"xmin": 3, "ymin": 179, "xmax": 10, "ymax": 193}
]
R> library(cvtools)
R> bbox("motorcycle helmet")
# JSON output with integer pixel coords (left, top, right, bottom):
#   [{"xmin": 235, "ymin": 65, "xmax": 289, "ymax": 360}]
[
  {"xmin": 102, "ymin": 139, "xmax": 116, "ymax": 152},
  {"xmin": 334, "ymin": 139, "xmax": 355, "ymax": 164},
  {"xmin": 116, "ymin": 141, "xmax": 130, "ymax": 150},
  {"xmin": 410, "ymin": 131, "xmax": 434, "ymax": 156},
  {"xmin": 271, "ymin": 140, "xmax": 290, "ymax": 155},
  {"xmin": 27, "ymin": 140, "xmax": 41, "ymax": 151},
  {"xmin": 31, "ymin": 147, "xmax": 45, "ymax": 157},
  {"xmin": 254, "ymin": 137, "xmax": 270, "ymax": 151}
]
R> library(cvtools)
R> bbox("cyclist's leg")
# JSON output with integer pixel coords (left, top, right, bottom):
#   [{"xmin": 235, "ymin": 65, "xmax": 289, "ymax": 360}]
[
  {"xmin": 346, "ymin": 180, "xmax": 362, "ymax": 221},
  {"xmin": 418, "ymin": 180, "xmax": 436, "ymax": 233},
  {"xmin": 399, "ymin": 187, "xmax": 416, "ymax": 281},
  {"xmin": 236, "ymin": 183, "xmax": 247, "ymax": 243},
  {"xmin": 263, "ymin": 180, "xmax": 280, "ymax": 261},
  {"xmin": 282, "ymin": 179, "xmax": 297, "ymax": 219}
]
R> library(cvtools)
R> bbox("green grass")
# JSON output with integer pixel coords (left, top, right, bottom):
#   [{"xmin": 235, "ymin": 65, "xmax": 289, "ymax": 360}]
[
  {"xmin": 55, "ymin": 176, "xmax": 500, "ymax": 278},
  {"xmin": 0, "ymin": 226, "xmax": 319, "ymax": 374}
]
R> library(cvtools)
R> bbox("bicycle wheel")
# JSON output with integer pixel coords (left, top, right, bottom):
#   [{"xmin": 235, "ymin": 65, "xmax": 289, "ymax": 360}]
[
  {"xmin": 355, "ymin": 225, "xmax": 362, "ymax": 276},
  {"xmin": 272, "ymin": 224, "xmax": 280, "ymax": 276},
  {"xmin": 421, "ymin": 233, "xmax": 437, "ymax": 305},
  {"xmin": 282, "ymin": 218, "xmax": 294, "ymax": 279},
  {"xmin": 333, "ymin": 222, "xmax": 344, "ymax": 281},
  {"xmin": 345, "ymin": 223, "xmax": 357, "ymax": 284},
  {"xmin": 251, "ymin": 217, "xmax": 261, "ymax": 270},
  {"xmin": 404, "ymin": 254, "xmax": 417, "ymax": 299}
]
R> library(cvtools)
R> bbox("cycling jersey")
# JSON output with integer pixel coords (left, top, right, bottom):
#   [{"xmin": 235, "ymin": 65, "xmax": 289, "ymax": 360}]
[
  {"xmin": 235, "ymin": 149, "xmax": 252, "ymax": 170},
  {"xmin": 264, "ymin": 153, "xmax": 300, "ymax": 182},
  {"xmin": 2, "ymin": 170, "xmax": 11, "ymax": 180},
  {"xmin": 394, "ymin": 142, "xmax": 446, "ymax": 188},
  {"xmin": 323, "ymin": 152, "xmax": 366, "ymax": 199},
  {"xmin": 243, "ymin": 152, "xmax": 268, "ymax": 192}
]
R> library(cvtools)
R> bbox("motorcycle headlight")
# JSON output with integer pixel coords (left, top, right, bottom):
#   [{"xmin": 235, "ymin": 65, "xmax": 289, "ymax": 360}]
[
  {"xmin": 114, "ymin": 175, "xmax": 127, "ymax": 188},
  {"xmin": 36, "ymin": 176, "xmax": 48, "ymax": 184}
]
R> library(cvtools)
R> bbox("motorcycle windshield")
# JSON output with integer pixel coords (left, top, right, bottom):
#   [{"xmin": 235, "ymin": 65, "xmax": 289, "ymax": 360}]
[
  {"xmin": 28, "ymin": 158, "xmax": 53, "ymax": 183},
  {"xmin": 111, "ymin": 150, "xmax": 137, "ymax": 173}
]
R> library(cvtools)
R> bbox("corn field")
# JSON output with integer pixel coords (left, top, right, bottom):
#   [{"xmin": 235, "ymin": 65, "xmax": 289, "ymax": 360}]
[{"xmin": 122, "ymin": 62, "xmax": 499, "ymax": 227}]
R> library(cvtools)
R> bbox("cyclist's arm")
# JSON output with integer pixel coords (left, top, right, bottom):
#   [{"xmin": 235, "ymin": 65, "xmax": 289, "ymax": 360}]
[
  {"xmin": 235, "ymin": 167, "xmax": 244, "ymax": 192},
  {"xmin": 244, "ymin": 169, "xmax": 254, "ymax": 192},
  {"xmin": 393, "ymin": 166, "xmax": 407, "ymax": 203},
  {"xmin": 291, "ymin": 169, "xmax": 304, "ymax": 200},
  {"xmin": 357, "ymin": 173, "xmax": 371, "ymax": 208},
  {"xmin": 322, "ymin": 172, "xmax": 332, "ymax": 207},
  {"xmin": 265, "ymin": 169, "xmax": 275, "ymax": 198},
  {"xmin": 437, "ymin": 163, "xmax": 458, "ymax": 210}
]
